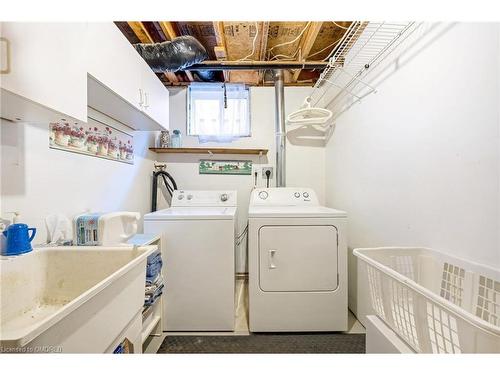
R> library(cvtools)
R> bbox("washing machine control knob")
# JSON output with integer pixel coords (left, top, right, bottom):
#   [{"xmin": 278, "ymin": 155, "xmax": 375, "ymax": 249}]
[
  {"xmin": 187, "ymin": 194, "xmax": 193, "ymax": 200},
  {"xmin": 220, "ymin": 193, "xmax": 229, "ymax": 202},
  {"xmin": 258, "ymin": 191, "xmax": 269, "ymax": 200},
  {"xmin": 178, "ymin": 194, "xmax": 184, "ymax": 200},
  {"xmin": 303, "ymin": 192, "xmax": 309, "ymax": 198},
  {"xmin": 294, "ymin": 192, "xmax": 301, "ymax": 198}
]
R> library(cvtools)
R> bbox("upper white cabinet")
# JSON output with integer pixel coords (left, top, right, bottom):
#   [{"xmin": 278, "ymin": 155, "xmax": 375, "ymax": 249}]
[
  {"xmin": 139, "ymin": 58, "xmax": 169, "ymax": 128},
  {"xmin": 87, "ymin": 22, "xmax": 143, "ymax": 111},
  {"xmin": 87, "ymin": 22, "xmax": 169, "ymax": 129},
  {"xmin": 0, "ymin": 22, "xmax": 87, "ymax": 122},
  {"xmin": 0, "ymin": 22, "xmax": 169, "ymax": 130}
]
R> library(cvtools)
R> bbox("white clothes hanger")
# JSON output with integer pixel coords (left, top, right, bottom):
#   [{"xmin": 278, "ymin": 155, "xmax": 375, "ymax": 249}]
[{"xmin": 287, "ymin": 96, "xmax": 333, "ymax": 126}]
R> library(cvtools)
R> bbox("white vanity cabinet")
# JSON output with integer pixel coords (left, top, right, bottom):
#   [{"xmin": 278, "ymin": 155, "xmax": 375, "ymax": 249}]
[{"xmin": 0, "ymin": 22, "xmax": 87, "ymax": 122}]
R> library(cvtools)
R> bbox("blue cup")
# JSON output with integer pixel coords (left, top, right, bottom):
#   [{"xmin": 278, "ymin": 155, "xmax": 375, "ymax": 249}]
[{"xmin": 2, "ymin": 223, "xmax": 36, "ymax": 256}]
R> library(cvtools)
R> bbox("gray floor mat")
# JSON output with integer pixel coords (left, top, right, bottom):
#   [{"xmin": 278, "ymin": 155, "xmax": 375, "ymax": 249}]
[{"xmin": 158, "ymin": 333, "xmax": 366, "ymax": 353}]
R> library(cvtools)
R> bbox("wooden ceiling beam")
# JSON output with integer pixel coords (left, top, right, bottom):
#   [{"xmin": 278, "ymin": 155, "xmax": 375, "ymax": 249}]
[
  {"xmin": 212, "ymin": 21, "xmax": 229, "ymax": 82},
  {"xmin": 127, "ymin": 21, "xmax": 153, "ymax": 44},
  {"xmin": 159, "ymin": 21, "xmax": 177, "ymax": 41},
  {"xmin": 158, "ymin": 21, "xmax": 193, "ymax": 82},
  {"xmin": 161, "ymin": 80, "xmax": 315, "ymax": 87},
  {"xmin": 142, "ymin": 21, "xmax": 166, "ymax": 44},
  {"xmin": 258, "ymin": 22, "xmax": 270, "ymax": 60},
  {"xmin": 258, "ymin": 22, "xmax": 270, "ymax": 84},
  {"xmin": 221, "ymin": 22, "xmax": 265, "ymax": 85},
  {"xmin": 127, "ymin": 21, "xmax": 179, "ymax": 83},
  {"xmin": 292, "ymin": 21, "xmax": 323, "ymax": 82},
  {"xmin": 114, "ymin": 22, "xmax": 141, "ymax": 44},
  {"xmin": 183, "ymin": 70, "xmax": 195, "ymax": 82}
]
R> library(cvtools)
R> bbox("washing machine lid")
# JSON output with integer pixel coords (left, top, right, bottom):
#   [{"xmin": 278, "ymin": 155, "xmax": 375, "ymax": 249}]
[
  {"xmin": 144, "ymin": 206, "xmax": 237, "ymax": 221},
  {"xmin": 248, "ymin": 205, "xmax": 346, "ymax": 218}
]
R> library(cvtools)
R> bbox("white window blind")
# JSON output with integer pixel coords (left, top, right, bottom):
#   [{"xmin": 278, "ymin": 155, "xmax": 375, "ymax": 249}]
[{"xmin": 188, "ymin": 83, "xmax": 250, "ymax": 142}]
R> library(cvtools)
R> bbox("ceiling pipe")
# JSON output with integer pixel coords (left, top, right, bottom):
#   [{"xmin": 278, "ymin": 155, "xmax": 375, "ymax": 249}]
[
  {"xmin": 184, "ymin": 60, "xmax": 328, "ymax": 71},
  {"xmin": 274, "ymin": 70, "xmax": 286, "ymax": 188}
]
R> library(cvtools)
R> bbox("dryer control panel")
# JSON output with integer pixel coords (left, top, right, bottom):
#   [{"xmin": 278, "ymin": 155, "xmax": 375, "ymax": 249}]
[{"xmin": 250, "ymin": 187, "xmax": 319, "ymax": 206}]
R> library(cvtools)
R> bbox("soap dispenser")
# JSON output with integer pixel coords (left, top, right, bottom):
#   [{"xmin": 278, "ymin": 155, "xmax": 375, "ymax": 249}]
[{"xmin": 8, "ymin": 211, "xmax": 20, "ymax": 224}]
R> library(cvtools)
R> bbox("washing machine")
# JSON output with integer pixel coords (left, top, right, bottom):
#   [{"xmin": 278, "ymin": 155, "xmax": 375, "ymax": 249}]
[
  {"xmin": 144, "ymin": 190, "xmax": 237, "ymax": 331},
  {"xmin": 248, "ymin": 187, "xmax": 347, "ymax": 332}
]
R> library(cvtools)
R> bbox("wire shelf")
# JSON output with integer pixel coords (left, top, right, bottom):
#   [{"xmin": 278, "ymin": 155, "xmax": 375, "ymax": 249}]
[{"xmin": 309, "ymin": 21, "xmax": 418, "ymax": 121}]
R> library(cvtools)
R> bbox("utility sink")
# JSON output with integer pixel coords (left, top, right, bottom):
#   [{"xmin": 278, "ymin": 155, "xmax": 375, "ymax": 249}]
[{"xmin": 0, "ymin": 246, "xmax": 156, "ymax": 353}]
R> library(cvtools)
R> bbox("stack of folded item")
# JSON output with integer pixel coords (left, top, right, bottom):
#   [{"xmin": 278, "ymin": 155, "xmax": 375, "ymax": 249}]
[{"xmin": 144, "ymin": 251, "xmax": 164, "ymax": 307}]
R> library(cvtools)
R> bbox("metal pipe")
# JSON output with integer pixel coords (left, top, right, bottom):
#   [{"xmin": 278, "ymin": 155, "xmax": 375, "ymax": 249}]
[
  {"xmin": 184, "ymin": 60, "xmax": 328, "ymax": 71},
  {"xmin": 274, "ymin": 70, "xmax": 286, "ymax": 187}
]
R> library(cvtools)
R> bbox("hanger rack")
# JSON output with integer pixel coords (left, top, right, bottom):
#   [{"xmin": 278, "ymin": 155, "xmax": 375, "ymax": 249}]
[{"xmin": 308, "ymin": 21, "xmax": 419, "ymax": 121}]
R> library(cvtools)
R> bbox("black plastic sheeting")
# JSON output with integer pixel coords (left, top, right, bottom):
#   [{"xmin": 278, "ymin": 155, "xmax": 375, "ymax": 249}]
[
  {"xmin": 134, "ymin": 35, "xmax": 208, "ymax": 73},
  {"xmin": 193, "ymin": 70, "xmax": 218, "ymax": 82}
]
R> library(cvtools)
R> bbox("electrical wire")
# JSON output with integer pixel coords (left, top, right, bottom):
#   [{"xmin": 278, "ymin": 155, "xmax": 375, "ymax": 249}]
[
  {"xmin": 313, "ymin": 22, "xmax": 356, "ymax": 61},
  {"xmin": 238, "ymin": 21, "xmax": 345, "ymax": 64},
  {"xmin": 235, "ymin": 224, "xmax": 249, "ymax": 246},
  {"xmin": 238, "ymin": 22, "xmax": 259, "ymax": 61},
  {"xmin": 332, "ymin": 21, "xmax": 349, "ymax": 30},
  {"xmin": 269, "ymin": 48, "xmax": 301, "ymax": 61},
  {"xmin": 267, "ymin": 21, "xmax": 311, "ymax": 60},
  {"xmin": 307, "ymin": 35, "xmax": 343, "ymax": 60}
]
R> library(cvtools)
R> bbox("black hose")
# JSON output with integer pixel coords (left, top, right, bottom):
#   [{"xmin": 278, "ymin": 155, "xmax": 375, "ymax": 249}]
[
  {"xmin": 152, "ymin": 170, "xmax": 178, "ymax": 212},
  {"xmin": 161, "ymin": 174, "xmax": 174, "ymax": 196}
]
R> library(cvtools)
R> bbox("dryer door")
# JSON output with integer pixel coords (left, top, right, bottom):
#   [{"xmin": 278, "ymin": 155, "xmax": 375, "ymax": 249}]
[{"xmin": 258, "ymin": 225, "xmax": 338, "ymax": 292}]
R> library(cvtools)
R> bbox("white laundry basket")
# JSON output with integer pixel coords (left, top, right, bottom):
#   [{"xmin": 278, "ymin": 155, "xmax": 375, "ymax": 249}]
[{"xmin": 354, "ymin": 247, "xmax": 500, "ymax": 353}]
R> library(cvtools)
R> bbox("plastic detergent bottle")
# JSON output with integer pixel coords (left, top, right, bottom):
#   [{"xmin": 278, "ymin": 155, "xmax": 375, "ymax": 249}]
[{"xmin": 170, "ymin": 130, "xmax": 182, "ymax": 148}]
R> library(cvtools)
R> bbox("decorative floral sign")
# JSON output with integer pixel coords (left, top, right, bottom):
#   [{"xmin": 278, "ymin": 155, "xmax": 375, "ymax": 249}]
[
  {"xmin": 49, "ymin": 122, "xmax": 134, "ymax": 164},
  {"xmin": 199, "ymin": 160, "xmax": 252, "ymax": 175}
]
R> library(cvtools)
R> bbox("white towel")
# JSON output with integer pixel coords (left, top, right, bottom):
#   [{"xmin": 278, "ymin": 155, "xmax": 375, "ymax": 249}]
[{"xmin": 45, "ymin": 214, "xmax": 72, "ymax": 244}]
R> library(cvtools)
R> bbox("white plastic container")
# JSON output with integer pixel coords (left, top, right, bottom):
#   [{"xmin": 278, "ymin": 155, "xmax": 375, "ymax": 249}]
[
  {"xmin": 73, "ymin": 212, "xmax": 140, "ymax": 246},
  {"xmin": 354, "ymin": 247, "xmax": 500, "ymax": 353}
]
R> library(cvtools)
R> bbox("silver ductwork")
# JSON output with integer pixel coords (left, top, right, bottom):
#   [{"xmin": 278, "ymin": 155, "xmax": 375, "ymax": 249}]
[{"xmin": 274, "ymin": 70, "xmax": 286, "ymax": 187}]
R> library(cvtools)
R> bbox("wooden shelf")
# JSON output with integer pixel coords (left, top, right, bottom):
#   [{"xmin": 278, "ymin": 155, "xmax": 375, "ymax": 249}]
[{"xmin": 149, "ymin": 147, "xmax": 268, "ymax": 155}]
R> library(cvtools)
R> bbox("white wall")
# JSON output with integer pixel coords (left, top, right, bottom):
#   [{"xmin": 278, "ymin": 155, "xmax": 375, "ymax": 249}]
[
  {"xmin": 0, "ymin": 87, "xmax": 325, "ymax": 272},
  {"xmin": 1, "ymin": 112, "xmax": 157, "ymax": 245},
  {"xmin": 325, "ymin": 23, "xmax": 500, "ymax": 268},
  {"xmin": 162, "ymin": 86, "xmax": 325, "ymax": 272}
]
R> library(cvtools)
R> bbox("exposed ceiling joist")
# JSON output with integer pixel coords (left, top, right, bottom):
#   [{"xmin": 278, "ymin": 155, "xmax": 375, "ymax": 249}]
[
  {"xmin": 213, "ymin": 22, "xmax": 229, "ymax": 82},
  {"xmin": 307, "ymin": 21, "xmax": 352, "ymax": 61},
  {"xmin": 127, "ymin": 21, "xmax": 179, "ymax": 83},
  {"xmin": 117, "ymin": 21, "xmax": 354, "ymax": 87},
  {"xmin": 159, "ymin": 21, "xmax": 177, "ymax": 41},
  {"xmin": 158, "ymin": 21, "xmax": 193, "ymax": 82},
  {"xmin": 221, "ymin": 21, "xmax": 263, "ymax": 85},
  {"xmin": 258, "ymin": 22, "xmax": 270, "ymax": 84},
  {"xmin": 127, "ymin": 21, "xmax": 152, "ymax": 44},
  {"xmin": 292, "ymin": 22, "xmax": 323, "ymax": 82}
]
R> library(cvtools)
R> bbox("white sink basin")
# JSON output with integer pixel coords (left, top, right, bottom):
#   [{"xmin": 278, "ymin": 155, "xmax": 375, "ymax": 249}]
[{"xmin": 0, "ymin": 245, "xmax": 156, "ymax": 352}]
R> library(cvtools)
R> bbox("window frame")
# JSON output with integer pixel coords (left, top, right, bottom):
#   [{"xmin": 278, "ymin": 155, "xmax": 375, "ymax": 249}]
[{"xmin": 187, "ymin": 83, "xmax": 252, "ymax": 138}]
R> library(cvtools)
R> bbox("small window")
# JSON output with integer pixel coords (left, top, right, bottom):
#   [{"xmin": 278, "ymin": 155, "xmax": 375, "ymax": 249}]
[{"xmin": 187, "ymin": 83, "xmax": 250, "ymax": 138}]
